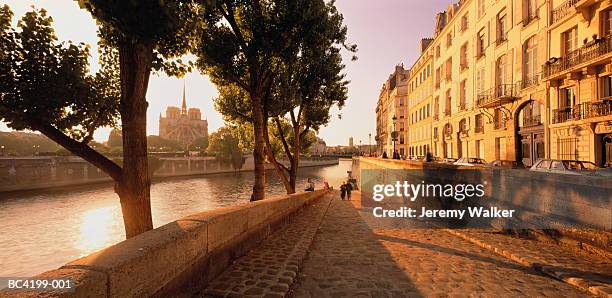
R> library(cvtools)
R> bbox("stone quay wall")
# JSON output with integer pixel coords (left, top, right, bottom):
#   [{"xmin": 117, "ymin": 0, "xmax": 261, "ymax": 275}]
[
  {"xmin": 0, "ymin": 156, "xmax": 339, "ymax": 193},
  {"xmin": 0, "ymin": 189, "xmax": 329, "ymax": 297},
  {"xmin": 352, "ymin": 157, "xmax": 611, "ymax": 230}
]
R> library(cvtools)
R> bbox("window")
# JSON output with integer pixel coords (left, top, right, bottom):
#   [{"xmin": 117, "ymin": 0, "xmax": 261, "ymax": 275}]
[
  {"xmin": 444, "ymin": 58, "xmax": 452, "ymax": 81},
  {"xmin": 478, "ymin": 0, "xmax": 485, "ymax": 18},
  {"xmin": 445, "ymin": 89, "xmax": 452, "ymax": 116},
  {"xmin": 460, "ymin": 43, "xmax": 468, "ymax": 69},
  {"xmin": 537, "ymin": 160, "xmax": 551, "ymax": 169},
  {"xmin": 562, "ymin": 27, "xmax": 578, "ymax": 56},
  {"xmin": 477, "ymin": 28, "xmax": 486, "ymax": 58},
  {"xmin": 446, "ymin": 32, "xmax": 453, "ymax": 48},
  {"xmin": 434, "ymin": 96, "xmax": 440, "ymax": 118},
  {"xmin": 523, "ymin": 37, "xmax": 538, "ymax": 88},
  {"xmin": 602, "ymin": 76, "xmax": 612, "ymax": 100},
  {"xmin": 524, "ymin": 0, "xmax": 538, "ymax": 24},
  {"xmin": 496, "ymin": 55, "xmax": 507, "ymax": 87},
  {"xmin": 494, "ymin": 109, "xmax": 506, "ymax": 129},
  {"xmin": 435, "ymin": 67, "xmax": 441, "ymax": 89},
  {"xmin": 604, "ymin": 9, "xmax": 612, "ymax": 36},
  {"xmin": 475, "ymin": 140, "xmax": 484, "ymax": 158},
  {"xmin": 551, "ymin": 161, "xmax": 564, "ymax": 170},
  {"xmin": 560, "ymin": 87, "xmax": 576, "ymax": 108},
  {"xmin": 557, "ymin": 138, "xmax": 577, "ymax": 160},
  {"xmin": 459, "ymin": 80, "xmax": 467, "ymax": 110},
  {"xmin": 436, "ymin": 45, "xmax": 441, "ymax": 58},
  {"xmin": 399, "ymin": 97, "xmax": 404, "ymax": 106},
  {"xmin": 475, "ymin": 114, "xmax": 484, "ymax": 133},
  {"xmin": 476, "ymin": 67, "xmax": 486, "ymax": 95},
  {"xmin": 461, "ymin": 13, "xmax": 469, "ymax": 31},
  {"xmin": 459, "ymin": 118, "xmax": 468, "ymax": 132},
  {"xmin": 497, "ymin": 10, "xmax": 507, "ymax": 43}
]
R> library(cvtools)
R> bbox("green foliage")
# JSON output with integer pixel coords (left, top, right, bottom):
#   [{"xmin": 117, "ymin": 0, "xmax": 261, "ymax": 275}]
[
  {"xmin": 207, "ymin": 126, "xmax": 244, "ymax": 169},
  {"xmin": 189, "ymin": 136, "xmax": 209, "ymax": 152},
  {"xmin": 77, "ymin": 0, "xmax": 201, "ymax": 76},
  {"xmin": 0, "ymin": 5, "xmax": 120, "ymax": 142},
  {"xmin": 0, "ymin": 131, "xmax": 60, "ymax": 155}
]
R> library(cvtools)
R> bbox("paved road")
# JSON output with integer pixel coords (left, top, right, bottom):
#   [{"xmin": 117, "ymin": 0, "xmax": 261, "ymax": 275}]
[
  {"xmin": 198, "ymin": 192, "xmax": 591, "ymax": 297},
  {"xmin": 290, "ymin": 193, "xmax": 587, "ymax": 297}
]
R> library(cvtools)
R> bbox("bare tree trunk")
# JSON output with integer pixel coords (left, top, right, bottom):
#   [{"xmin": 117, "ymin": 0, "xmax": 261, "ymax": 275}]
[
  {"xmin": 264, "ymin": 118, "xmax": 293, "ymax": 194},
  {"xmin": 116, "ymin": 42, "xmax": 154, "ymax": 238},
  {"xmin": 250, "ymin": 93, "xmax": 267, "ymax": 201}
]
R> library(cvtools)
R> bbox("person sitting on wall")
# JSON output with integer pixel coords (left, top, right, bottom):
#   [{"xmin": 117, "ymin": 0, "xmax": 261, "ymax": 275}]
[
  {"xmin": 382, "ymin": 151, "xmax": 388, "ymax": 159},
  {"xmin": 425, "ymin": 150, "xmax": 433, "ymax": 162},
  {"xmin": 305, "ymin": 178, "xmax": 315, "ymax": 191}
]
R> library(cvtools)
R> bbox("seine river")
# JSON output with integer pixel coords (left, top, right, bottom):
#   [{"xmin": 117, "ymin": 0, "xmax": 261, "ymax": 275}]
[{"xmin": 0, "ymin": 160, "xmax": 351, "ymax": 277}]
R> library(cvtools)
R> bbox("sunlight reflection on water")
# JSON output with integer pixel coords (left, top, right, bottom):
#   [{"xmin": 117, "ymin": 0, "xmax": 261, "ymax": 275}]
[{"xmin": 0, "ymin": 160, "xmax": 350, "ymax": 277}]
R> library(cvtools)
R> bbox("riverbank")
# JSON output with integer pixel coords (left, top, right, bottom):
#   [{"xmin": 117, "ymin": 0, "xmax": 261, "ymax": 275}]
[{"xmin": 0, "ymin": 157, "xmax": 339, "ymax": 194}]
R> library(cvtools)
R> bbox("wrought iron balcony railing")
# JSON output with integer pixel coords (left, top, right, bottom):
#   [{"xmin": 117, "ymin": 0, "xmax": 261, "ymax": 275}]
[
  {"xmin": 476, "ymin": 84, "xmax": 518, "ymax": 108},
  {"xmin": 494, "ymin": 119, "xmax": 507, "ymax": 130},
  {"xmin": 551, "ymin": 0, "xmax": 578, "ymax": 24},
  {"xmin": 523, "ymin": 114, "xmax": 542, "ymax": 127},
  {"xmin": 543, "ymin": 35, "xmax": 612, "ymax": 78},
  {"xmin": 552, "ymin": 100, "xmax": 612, "ymax": 124},
  {"xmin": 521, "ymin": 73, "xmax": 539, "ymax": 89}
]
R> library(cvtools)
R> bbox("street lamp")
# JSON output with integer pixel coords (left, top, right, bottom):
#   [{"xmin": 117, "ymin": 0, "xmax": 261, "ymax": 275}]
[
  {"xmin": 391, "ymin": 115, "xmax": 398, "ymax": 157},
  {"xmin": 368, "ymin": 133, "xmax": 372, "ymax": 156}
]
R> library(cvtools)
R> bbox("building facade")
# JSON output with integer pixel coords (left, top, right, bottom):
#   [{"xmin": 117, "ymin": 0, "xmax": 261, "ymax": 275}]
[
  {"xmin": 543, "ymin": 0, "xmax": 612, "ymax": 167},
  {"xmin": 407, "ymin": 39, "xmax": 434, "ymax": 158},
  {"xmin": 375, "ymin": 65, "xmax": 410, "ymax": 157},
  {"xmin": 159, "ymin": 87, "xmax": 208, "ymax": 148},
  {"xmin": 383, "ymin": 0, "xmax": 610, "ymax": 167}
]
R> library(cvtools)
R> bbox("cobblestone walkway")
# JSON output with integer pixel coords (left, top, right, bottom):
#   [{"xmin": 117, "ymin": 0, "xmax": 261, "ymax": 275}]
[
  {"xmin": 447, "ymin": 229, "xmax": 612, "ymax": 297},
  {"xmin": 290, "ymin": 193, "xmax": 588, "ymax": 297},
  {"xmin": 197, "ymin": 194, "xmax": 333, "ymax": 297}
]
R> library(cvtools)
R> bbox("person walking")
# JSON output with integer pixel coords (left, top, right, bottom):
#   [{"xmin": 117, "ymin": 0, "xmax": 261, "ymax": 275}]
[
  {"xmin": 340, "ymin": 182, "xmax": 347, "ymax": 200},
  {"xmin": 346, "ymin": 181, "xmax": 353, "ymax": 200}
]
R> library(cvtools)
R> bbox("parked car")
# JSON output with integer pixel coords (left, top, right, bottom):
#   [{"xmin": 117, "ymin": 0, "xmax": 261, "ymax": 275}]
[
  {"xmin": 439, "ymin": 157, "xmax": 458, "ymax": 164},
  {"xmin": 486, "ymin": 160, "xmax": 524, "ymax": 169},
  {"xmin": 453, "ymin": 157, "xmax": 487, "ymax": 167},
  {"xmin": 530, "ymin": 159, "xmax": 611, "ymax": 176}
]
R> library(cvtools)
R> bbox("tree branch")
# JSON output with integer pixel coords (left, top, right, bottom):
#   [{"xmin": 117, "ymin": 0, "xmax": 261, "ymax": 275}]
[
  {"xmin": 274, "ymin": 117, "xmax": 293, "ymax": 163},
  {"xmin": 28, "ymin": 118, "xmax": 123, "ymax": 182}
]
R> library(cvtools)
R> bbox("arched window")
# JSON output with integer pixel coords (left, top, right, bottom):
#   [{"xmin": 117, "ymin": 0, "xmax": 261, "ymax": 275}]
[{"xmin": 459, "ymin": 118, "xmax": 468, "ymax": 133}]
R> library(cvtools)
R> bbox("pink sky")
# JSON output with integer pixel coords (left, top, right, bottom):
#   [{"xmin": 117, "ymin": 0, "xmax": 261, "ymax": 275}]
[{"xmin": 0, "ymin": 0, "xmax": 451, "ymax": 146}]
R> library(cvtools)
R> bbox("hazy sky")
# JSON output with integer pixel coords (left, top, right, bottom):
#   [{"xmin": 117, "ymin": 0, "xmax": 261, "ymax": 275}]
[{"xmin": 0, "ymin": 0, "xmax": 450, "ymax": 146}]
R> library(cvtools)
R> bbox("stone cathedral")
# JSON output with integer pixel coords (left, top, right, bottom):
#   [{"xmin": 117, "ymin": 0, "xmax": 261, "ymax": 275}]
[{"xmin": 159, "ymin": 86, "xmax": 208, "ymax": 148}]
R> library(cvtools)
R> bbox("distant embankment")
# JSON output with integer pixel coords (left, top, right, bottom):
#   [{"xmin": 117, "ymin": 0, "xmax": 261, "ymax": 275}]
[
  {"xmin": 0, "ymin": 156, "xmax": 338, "ymax": 193},
  {"xmin": 0, "ymin": 189, "xmax": 329, "ymax": 297}
]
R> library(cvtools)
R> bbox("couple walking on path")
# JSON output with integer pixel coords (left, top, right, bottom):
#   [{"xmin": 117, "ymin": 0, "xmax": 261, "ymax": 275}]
[{"xmin": 340, "ymin": 181, "xmax": 352, "ymax": 200}]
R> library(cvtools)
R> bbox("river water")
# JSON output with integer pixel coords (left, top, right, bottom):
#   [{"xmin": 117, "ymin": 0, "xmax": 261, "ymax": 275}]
[{"xmin": 0, "ymin": 160, "xmax": 351, "ymax": 277}]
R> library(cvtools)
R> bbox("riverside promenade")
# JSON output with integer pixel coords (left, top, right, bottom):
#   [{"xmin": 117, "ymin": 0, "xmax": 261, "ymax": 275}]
[{"xmin": 198, "ymin": 191, "xmax": 611, "ymax": 297}]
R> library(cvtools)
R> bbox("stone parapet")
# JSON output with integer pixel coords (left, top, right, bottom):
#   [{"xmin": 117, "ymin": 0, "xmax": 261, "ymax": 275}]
[{"xmin": 0, "ymin": 190, "xmax": 328, "ymax": 297}]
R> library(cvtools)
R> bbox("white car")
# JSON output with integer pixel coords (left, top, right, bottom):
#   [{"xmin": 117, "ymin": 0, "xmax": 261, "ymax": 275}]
[
  {"xmin": 453, "ymin": 157, "xmax": 487, "ymax": 167},
  {"xmin": 529, "ymin": 159, "xmax": 610, "ymax": 176}
]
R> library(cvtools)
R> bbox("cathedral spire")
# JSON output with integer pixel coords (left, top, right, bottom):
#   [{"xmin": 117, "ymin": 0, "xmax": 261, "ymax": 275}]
[{"xmin": 181, "ymin": 82, "xmax": 187, "ymax": 115}]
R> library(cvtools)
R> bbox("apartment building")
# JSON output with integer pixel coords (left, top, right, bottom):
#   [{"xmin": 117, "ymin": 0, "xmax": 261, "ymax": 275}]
[
  {"xmin": 407, "ymin": 40, "xmax": 434, "ymax": 157},
  {"xmin": 543, "ymin": 0, "xmax": 612, "ymax": 167},
  {"xmin": 425, "ymin": 0, "xmax": 550, "ymax": 166},
  {"xmin": 375, "ymin": 65, "xmax": 410, "ymax": 157}
]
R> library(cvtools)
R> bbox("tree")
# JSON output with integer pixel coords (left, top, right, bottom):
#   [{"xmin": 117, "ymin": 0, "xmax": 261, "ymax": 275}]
[
  {"xmin": 208, "ymin": 126, "xmax": 244, "ymax": 170},
  {"xmin": 196, "ymin": 0, "xmax": 351, "ymax": 200},
  {"xmin": 189, "ymin": 136, "xmax": 209, "ymax": 152},
  {"xmin": 211, "ymin": 0, "xmax": 354, "ymax": 194},
  {"xmin": 0, "ymin": 2, "xmax": 199, "ymax": 238}
]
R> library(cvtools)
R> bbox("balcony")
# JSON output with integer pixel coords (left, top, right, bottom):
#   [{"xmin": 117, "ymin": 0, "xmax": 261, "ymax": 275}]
[
  {"xmin": 494, "ymin": 120, "xmax": 507, "ymax": 130},
  {"xmin": 552, "ymin": 100, "xmax": 612, "ymax": 124},
  {"xmin": 522, "ymin": 114, "xmax": 542, "ymax": 127},
  {"xmin": 474, "ymin": 125, "xmax": 484, "ymax": 134},
  {"xmin": 551, "ymin": 0, "xmax": 578, "ymax": 24},
  {"xmin": 444, "ymin": 108, "xmax": 451, "ymax": 117},
  {"xmin": 521, "ymin": 73, "xmax": 539, "ymax": 89},
  {"xmin": 543, "ymin": 35, "xmax": 612, "ymax": 79},
  {"xmin": 522, "ymin": 12, "xmax": 538, "ymax": 26},
  {"xmin": 476, "ymin": 84, "xmax": 519, "ymax": 108}
]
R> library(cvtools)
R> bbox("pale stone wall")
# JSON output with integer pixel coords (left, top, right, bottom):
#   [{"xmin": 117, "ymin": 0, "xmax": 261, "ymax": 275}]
[{"xmin": 0, "ymin": 190, "xmax": 329, "ymax": 297}]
